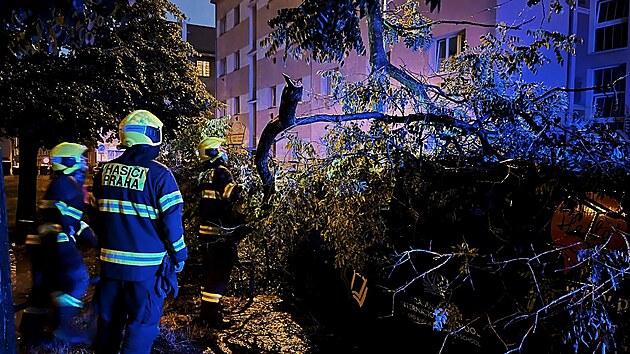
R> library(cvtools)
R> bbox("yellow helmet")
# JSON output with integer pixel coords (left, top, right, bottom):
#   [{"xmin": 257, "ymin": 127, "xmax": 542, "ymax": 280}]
[
  {"xmin": 197, "ymin": 137, "xmax": 227, "ymax": 163},
  {"xmin": 119, "ymin": 110, "xmax": 164, "ymax": 148},
  {"xmin": 50, "ymin": 142, "xmax": 88, "ymax": 175}
]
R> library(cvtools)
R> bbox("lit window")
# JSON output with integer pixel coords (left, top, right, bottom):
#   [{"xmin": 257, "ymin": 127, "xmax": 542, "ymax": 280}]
[
  {"xmin": 594, "ymin": 0, "xmax": 628, "ymax": 52},
  {"xmin": 196, "ymin": 60, "xmax": 211, "ymax": 77},
  {"xmin": 592, "ymin": 64, "xmax": 626, "ymax": 120},
  {"xmin": 436, "ymin": 31, "xmax": 466, "ymax": 67}
]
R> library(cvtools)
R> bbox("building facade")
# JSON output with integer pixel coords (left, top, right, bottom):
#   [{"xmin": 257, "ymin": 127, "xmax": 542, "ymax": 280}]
[
  {"xmin": 185, "ymin": 22, "xmax": 217, "ymax": 99},
  {"xmin": 212, "ymin": 0, "xmax": 629, "ymax": 155}
]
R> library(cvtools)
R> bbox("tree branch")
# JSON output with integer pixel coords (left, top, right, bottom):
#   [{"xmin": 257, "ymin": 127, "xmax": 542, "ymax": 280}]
[
  {"xmin": 254, "ymin": 73, "xmax": 302, "ymax": 201},
  {"xmin": 254, "ymin": 75, "xmax": 503, "ymax": 201},
  {"xmin": 366, "ymin": 0, "xmax": 430, "ymax": 101}
]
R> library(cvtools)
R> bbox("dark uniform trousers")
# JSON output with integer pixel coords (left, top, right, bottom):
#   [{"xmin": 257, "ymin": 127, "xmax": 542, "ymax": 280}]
[
  {"xmin": 94, "ymin": 277, "xmax": 164, "ymax": 354},
  {"xmin": 19, "ymin": 237, "xmax": 54, "ymax": 337},
  {"xmin": 200, "ymin": 237, "xmax": 238, "ymax": 320}
]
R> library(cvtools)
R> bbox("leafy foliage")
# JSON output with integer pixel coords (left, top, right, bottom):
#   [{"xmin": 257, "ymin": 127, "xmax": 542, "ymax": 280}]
[
  {"xmin": 0, "ymin": 0, "xmax": 215, "ymax": 148},
  {"xmin": 261, "ymin": 0, "xmax": 366, "ymax": 64},
  {"xmin": 0, "ymin": 0, "xmax": 128, "ymax": 58}
]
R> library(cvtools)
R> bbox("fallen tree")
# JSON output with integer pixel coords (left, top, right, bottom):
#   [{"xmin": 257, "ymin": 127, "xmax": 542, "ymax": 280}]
[{"xmin": 248, "ymin": 0, "xmax": 630, "ymax": 353}]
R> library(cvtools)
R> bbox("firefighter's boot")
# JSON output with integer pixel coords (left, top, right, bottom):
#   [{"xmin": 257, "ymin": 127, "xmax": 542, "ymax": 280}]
[
  {"xmin": 52, "ymin": 306, "xmax": 91, "ymax": 345},
  {"xmin": 19, "ymin": 308, "xmax": 49, "ymax": 341},
  {"xmin": 198, "ymin": 302, "xmax": 230, "ymax": 329}
]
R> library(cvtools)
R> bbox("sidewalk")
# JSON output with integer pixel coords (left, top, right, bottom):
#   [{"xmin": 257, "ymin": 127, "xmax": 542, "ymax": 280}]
[{"xmin": 12, "ymin": 243, "xmax": 34, "ymax": 346}]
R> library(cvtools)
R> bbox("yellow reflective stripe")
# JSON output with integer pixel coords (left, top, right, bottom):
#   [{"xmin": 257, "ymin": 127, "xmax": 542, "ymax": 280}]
[
  {"xmin": 24, "ymin": 307, "xmax": 49, "ymax": 315},
  {"xmin": 172, "ymin": 235, "xmax": 186, "ymax": 252},
  {"xmin": 159, "ymin": 191, "xmax": 183, "ymax": 213},
  {"xmin": 199, "ymin": 225, "xmax": 224, "ymax": 235},
  {"xmin": 57, "ymin": 233, "xmax": 70, "ymax": 243},
  {"xmin": 52, "ymin": 292, "xmax": 83, "ymax": 308},
  {"xmin": 223, "ymin": 183, "xmax": 236, "ymax": 199},
  {"xmin": 100, "ymin": 248, "xmax": 166, "ymax": 266},
  {"xmin": 26, "ymin": 234, "xmax": 41, "ymax": 245},
  {"xmin": 201, "ymin": 291, "xmax": 221, "ymax": 303},
  {"xmin": 99, "ymin": 199, "xmax": 158, "ymax": 219},
  {"xmin": 38, "ymin": 200, "xmax": 83, "ymax": 220},
  {"xmin": 201, "ymin": 190, "xmax": 220, "ymax": 199},
  {"xmin": 55, "ymin": 201, "xmax": 83, "ymax": 220},
  {"xmin": 38, "ymin": 223, "xmax": 63, "ymax": 236},
  {"xmin": 37, "ymin": 199, "xmax": 57, "ymax": 209}
]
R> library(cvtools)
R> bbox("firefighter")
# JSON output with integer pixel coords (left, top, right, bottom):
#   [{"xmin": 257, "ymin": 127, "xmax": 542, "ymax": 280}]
[
  {"xmin": 91, "ymin": 110, "xmax": 187, "ymax": 354},
  {"xmin": 20, "ymin": 142, "xmax": 98, "ymax": 345},
  {"xmin": 195, "ymin": 136, "xmax": 246, "ymax": 327}
]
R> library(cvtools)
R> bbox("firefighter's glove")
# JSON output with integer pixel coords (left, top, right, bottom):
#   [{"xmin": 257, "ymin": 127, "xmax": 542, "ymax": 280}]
[
  {"xmin": 77, "ymin": 221, "xmax": 98, "ymax": 248},
  {"xmin": 38, "ymin": 223, "xmax": 62, "ymax": 236},
  {"xmin": 175, "ymin": 260, "xmax": 185, "ymax": 273},
  {"xmin": 78, "ymin": 221, "xmax": 90, "ymax": 235},
  {"xmin": 156, "ymin": 256, "xmax": 179, "ymax": 298}
]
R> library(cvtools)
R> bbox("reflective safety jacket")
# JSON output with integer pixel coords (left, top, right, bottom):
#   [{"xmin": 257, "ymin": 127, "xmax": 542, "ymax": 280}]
[
  {"xmin": 92, "ymin": 145, "xmax": 187, "ymax": 281},
  {"xmin": 34, "ymin": 174, "xmax": 97, "ymax": 249},
  {"xmin": 197, "ymin": 161, "xmax": 244, "ymax": 237},
  {"xmin": 33, "ymin": 174, "xmax": 97, "ymax": 309}
]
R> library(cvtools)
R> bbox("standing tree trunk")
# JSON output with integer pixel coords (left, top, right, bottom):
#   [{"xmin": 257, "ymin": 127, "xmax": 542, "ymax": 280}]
[
  {"xmin": 0, "ymin": 147, "xmax": 17, "ymax": 353},
  {"xmin": 14, "ymin": 125, "xmax": 39, "ymax": 244}
]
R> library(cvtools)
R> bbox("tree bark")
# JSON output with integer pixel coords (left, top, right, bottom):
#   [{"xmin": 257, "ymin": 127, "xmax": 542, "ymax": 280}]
[
  {"xmin": 255, "ymin": 74, "xmax": 303, "ymax": 202},
  {"xmin": 0, "ymin": 147, "xmax": 17, "ymax": 353},
  {"xmin": 15, "ymin": 125, "xmax": 39, "ymax": 244}
]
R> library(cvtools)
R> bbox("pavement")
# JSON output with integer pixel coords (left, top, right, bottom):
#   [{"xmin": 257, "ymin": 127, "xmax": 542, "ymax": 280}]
[{"xmin": 11, "ymin": 243, "xmax": 36, "ymax": 345}]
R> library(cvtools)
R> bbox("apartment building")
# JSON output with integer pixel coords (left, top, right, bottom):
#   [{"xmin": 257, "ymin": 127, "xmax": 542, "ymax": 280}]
[{"xmin": 212, "ymin": 0, "xmax": 629, "ymax": 155}]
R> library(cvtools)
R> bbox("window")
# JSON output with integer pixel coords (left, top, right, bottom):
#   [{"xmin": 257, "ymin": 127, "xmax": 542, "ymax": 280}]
[
  {"xmin": 574, "ymin": 78, "xmax": 584, "ymax": 104},
  {"xmin": 594, "ymin": 0, "xmax": 628, "ymax": 52},
  {"xmin": 218, "ymin": 17, "xmax": 226, "ymax": 36},
  {"xmin": 234, "ymin": 5, "xmax": 240, "ymax": 25},
  {"xmin": 270, "ymin": 85, "xmax": 277, "ymax": 107},
  {"xmin": 218, "ymin": 58, "xmax": 226, "ymax": 77},
  {"xmin": 234, "ymin": 51, "xmax": 240, "ymax": 70},
  {"xmin": 436, "ymin": 31, "xmax": 466, "ymax": 67},
  {"xmin": 321, "ymin": 75, "xmax": 332, "ymax": 96},
  {"xmin": 233, "ymin": 96, "xmax": 240, "ymax": 115},
  {"xmin": 578, "ymin": 0, "xmax": 589, "ymax": 8},
  {"xmin": 196, "ymin": 60, "xmax": 211, "ymax": 77},
  {"xmin": 320, "ymin": 69, "xmax": 338, "ymax": 96},
  {"xmin": 592, "ymin": 64, "xmax": 626, "ymax": 119}
]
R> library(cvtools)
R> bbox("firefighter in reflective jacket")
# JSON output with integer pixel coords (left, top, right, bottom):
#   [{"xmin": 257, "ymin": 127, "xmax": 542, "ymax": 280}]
[
  {"xmin": 92, "ymin": 110, "xmax": 187, "ymax": 354},
  {"xmin": 20, "ymin": 142, "xmax": 98, "ymax": 344},
  {"xmin": 195, "ymin": 137, "xmax": 245, "ymax": 327}
]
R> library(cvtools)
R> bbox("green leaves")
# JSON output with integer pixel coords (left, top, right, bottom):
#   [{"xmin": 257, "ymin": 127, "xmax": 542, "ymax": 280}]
[
  {"xmin": 262, "ymin": 0, "xmax": 365, "ymax": 64},
  {"xmin": 0, "ymin": 0, "xmax": 215, "ymax": 148}
]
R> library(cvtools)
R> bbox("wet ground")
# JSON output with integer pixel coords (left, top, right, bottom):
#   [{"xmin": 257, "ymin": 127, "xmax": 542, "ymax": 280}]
[{"xmin": 12, "ymin": 244, "xmax": 315, "ymax": 354}]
